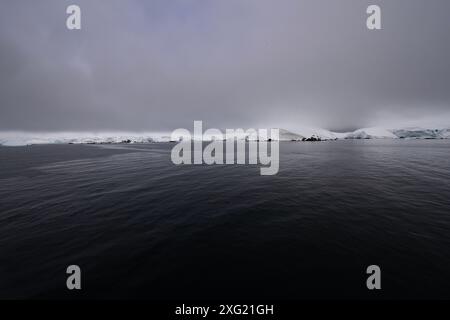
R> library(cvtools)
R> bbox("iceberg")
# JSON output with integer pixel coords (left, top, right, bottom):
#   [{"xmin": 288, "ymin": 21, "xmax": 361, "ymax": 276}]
[{"xmin": 392, "ymin": 127, "xmax": 444, "ymax": 139}]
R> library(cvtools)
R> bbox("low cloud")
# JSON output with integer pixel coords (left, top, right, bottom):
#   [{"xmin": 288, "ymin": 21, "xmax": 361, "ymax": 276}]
[{"xmin": 1, "ymin": 0, "xmax": 449, "ymax": 132}]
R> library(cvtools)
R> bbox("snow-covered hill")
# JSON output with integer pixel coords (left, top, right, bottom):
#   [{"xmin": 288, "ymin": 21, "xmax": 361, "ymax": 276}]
[
  {"xmin": 1, "ymin": 126, "xmax": 450, "ymax": 146},
  {"xmin": 285, "ymin": 126, "xmax": 450, "ymax": 140},
  {"xmin": 343, "ymin": 127, "xmax": 398, "ymax": 139},
  {"xmin": 0, "ymin": 132, "xmax": 173, "ymax": 146},
  {"xmin": 290, "ymin": 127, "xmax": 342, "ymax": 140},
  {"xmin": 278, "ymin": 129, "xmax": 305, "ymax": 141}
]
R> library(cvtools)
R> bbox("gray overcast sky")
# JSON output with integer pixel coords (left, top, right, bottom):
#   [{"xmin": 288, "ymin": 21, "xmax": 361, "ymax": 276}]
[{"xmin": 1, "ymin": 0, "xmax": 450, "ymax": 132}]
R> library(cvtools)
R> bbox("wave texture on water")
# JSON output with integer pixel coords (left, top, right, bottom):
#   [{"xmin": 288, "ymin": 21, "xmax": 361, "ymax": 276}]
[{"xmin": 1, "ymin": 140, "xmax": 450, "ymax": 299}]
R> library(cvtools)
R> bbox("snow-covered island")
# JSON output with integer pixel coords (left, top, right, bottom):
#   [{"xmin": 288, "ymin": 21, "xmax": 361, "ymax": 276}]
[{"xmin": 1, "ymin": 127, "xmax": 450, "ymax": 146}]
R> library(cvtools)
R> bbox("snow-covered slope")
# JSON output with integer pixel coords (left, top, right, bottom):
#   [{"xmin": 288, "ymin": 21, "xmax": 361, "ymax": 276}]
[
  {"xmin": 0, "ymin": 132, "xmax": 173, "ymax": 146},
  {"xmin": 1, "ymin": 126, "xmax": 450, "ymax": 146},
  {"xmin": 344, "ymin": 127, "xmax": 398, "ymax": 139},
  {"xmin": 232, "ymin": 128, "xmax": 304, "ymax": 141},
  {"xmin": 278, "ymin": 129, "xmax": 305, "ymax": 141},
  {"xmin": 243, "ymin": 128, "xmax": 333, "ymax": 141},
  {"xmin": 291, "ymin": 127, "xmax": 341, "ymax": 140},
  {"xmin": 438, "ymin": 128, "xmax": 450, "ymax": 139},
  {"xmin": 281, "ymin": 126, "xmax": 450, "ymax": 140}
]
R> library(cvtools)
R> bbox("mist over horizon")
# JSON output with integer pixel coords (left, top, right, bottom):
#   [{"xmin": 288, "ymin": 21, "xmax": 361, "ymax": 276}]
[{"xmin": 1, "ymin": 0, "xmax": 450, "ymax": 132}]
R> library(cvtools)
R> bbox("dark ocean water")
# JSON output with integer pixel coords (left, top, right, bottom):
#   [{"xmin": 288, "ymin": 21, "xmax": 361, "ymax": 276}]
[{"xmin": 1, "ymin": 140, "xmax": 450, "ymax": 299}]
